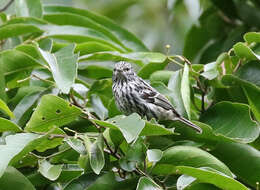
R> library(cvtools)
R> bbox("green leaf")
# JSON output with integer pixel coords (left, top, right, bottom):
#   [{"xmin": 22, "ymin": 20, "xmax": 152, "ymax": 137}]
[
  {"xmin": 94, "ymin": 116, "xmax": 175, "ymax": 140},
  {"xmin": 43, "ymin": 13, "xmax": 129, "ymax": 51},
  {"xmin": 147, "ymin": 149, "xmax": 163, "ymax": 162},
  {"xmin": 201, "ymin": 62, "xmax": 219, "ymax": 80},
  {"xmin": 65, "ymin": 137, "xmax": 86, "ymax": 155},
  {"xmin": 136, "ymin": 177, "xmax": 162, "ymax": 190},
  {"xmin": 243, "ymin": 85, "xmax": 260, "ymax": 122},
  {"xmin": 244, "ymin": 32, "xmax": 260, "ymax": 44},
  {"xmin": 106, "ymin": 113, "xmax": 145, "ymax": 143},
  {"xmin": 233, "ymin": 42, "xmax": 260, "ymax": 60},
  {"xmin": 25, "ymin": 94, "xmax": 82, "ymax": 132},
  {"xmin": 43, "ymin": 5, "xmax": 148, "ymax": 52},
  {"xmin": 38, "ymin": 44, "xmax": 78, "ymax": 94},
  {"xmin": 15, "ymin": 0, "xmax": 43, "ymax": 18},
  {"xmin": 87, "ymin": 79, "xmax": 113, "ymax": 108},
  {"xmin": 236, "ymin": 61, "xmax": 260, "ymax": 87},
  {"xmin": 76, "ymin": 42, "xmax": 117, "ymax": 55},
  {"xmin": 177, "ymin": 174, "xmax": 197, "ymax": 190},
  {"xmin": 181, "ymin": 64, "xmax": 191, "ymax": 119},
  {"xmin": 212, "ymin": 142, "xmax": 260, "ymax": 187},
  {"xmin": 0, "ymin": 118, "xmax": 22, "ymax": 132},
  {"xmin": 200, "ymin": 101, "xmax": 259, "ymax": 143},
  {"xmin": 0, "ymin": 133, "xmax": 40, "ymax": 177},
  {"xmin": 12, "ymin": 91, "xmax": 42, "ymax": 125},
  {"xmin": 149, "ymin": 70, "xmax": 175, "ymax": 85},
  {"xmin": 0, "ymin": 166, "xmax": 36, "ymax": 190},
  {"xmin": 84, "ymin": 135, "xmax": 105, "ymax": 175},
  {"xmin": 40, "ymin": 25, "xmax": 123, "ymax": 52},
  {"xmin": 167, "ymin": 71, "xmax": 186, "ymax": 116},
  {"xmin": 0, "ymin": 49, "xmax": 41, "ymax": 77},
  {"xmin": 153, "ymin": 146, "xmax": 232, "ymax": 177},
  {"xmin": 0, "ymin": 98, "xmax": 14, "ymax": 118},
  {"xmin": 38, "ymin": 159, "xmax": 63, "ymax": 181},
  {"xmin": 90, "ymin": 94, "xmax": 108, "ymax": 120},
  {"xmin": 176, "ymin": 166, "xmax": 248, "ymax": 190},
  {"xmin": 0, "ymin": 24, "xmax": 43, "ymax": 41}
]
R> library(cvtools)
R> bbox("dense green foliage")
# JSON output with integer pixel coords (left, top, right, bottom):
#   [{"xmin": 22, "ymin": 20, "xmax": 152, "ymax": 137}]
[{"xmin": 0, "ymin": 0, "xmax": 260, "ymax": 189}]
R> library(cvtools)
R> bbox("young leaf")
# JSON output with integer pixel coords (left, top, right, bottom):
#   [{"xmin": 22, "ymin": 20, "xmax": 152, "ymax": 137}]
[
  {"xmin": 181, "ymin": 64, "xmax": 191, "ymax": 119},
  {"xmin": 38, "ymin": 159, "xmax": 63, "ymax": 181},
  {"xmin": 136, "ymin": 177, "xmax": 162, "ymax": 190},
  {"xmin": 147, "ymin": 149, "xmax": 163, "ymax": 162},
  {"xmin": 107, "ymin": 113, "xmax": 145, "ymax": 143},
  {"xmin": 84, "ymin": 135, "xmax": 105, "ymax": 175},
  {"xmin": 0, "ymin": 118, "xmax": 22, "ymax": 132},
  {"xmin": 0, "ymin": 98, "xmax": 14, "ymax": 118},
  {"xmin": 38, "ymin": 44, "xmax": 78, "ymax": 94}
]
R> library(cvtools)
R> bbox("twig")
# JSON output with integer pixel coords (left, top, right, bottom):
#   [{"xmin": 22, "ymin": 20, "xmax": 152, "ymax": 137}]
[
  {"xmin": 70, "ymin": 92, "xmax": 84, "ymax": 108},
  {"xmin": 0, "ymin": 0, "xmax": 14, "ymax": 12},
  {"xmin": 233, "ymin": 59, "xmax": 242, "ymax": 73}
]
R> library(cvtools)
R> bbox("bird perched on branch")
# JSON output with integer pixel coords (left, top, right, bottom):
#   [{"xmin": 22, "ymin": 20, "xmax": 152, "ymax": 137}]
[{"xmin": 112, "ymin": 61, "xmax": 202, "ymax": 134}]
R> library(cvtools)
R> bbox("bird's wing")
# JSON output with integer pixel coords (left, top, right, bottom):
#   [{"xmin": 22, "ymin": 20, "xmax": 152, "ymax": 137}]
[{"xmin": 138, "ymin": 79, "xmax": 180, "ymax": 116}]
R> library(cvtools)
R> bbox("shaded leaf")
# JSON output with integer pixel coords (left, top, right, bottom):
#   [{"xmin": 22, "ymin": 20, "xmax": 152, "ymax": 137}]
[{"xmin": 0, "ymin": 166, "xmax": 36, "ymax": 190}]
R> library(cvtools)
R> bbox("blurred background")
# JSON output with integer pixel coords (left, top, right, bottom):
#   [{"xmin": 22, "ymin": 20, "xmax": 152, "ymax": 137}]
[{"xmin": 1, "ymin": 0, "xmax": 260, "ymax": 65}]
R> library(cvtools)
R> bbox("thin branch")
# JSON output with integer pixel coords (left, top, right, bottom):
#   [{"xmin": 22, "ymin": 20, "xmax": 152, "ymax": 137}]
[{"xmin": 0, "ymin": 0, "xmax": 14, "ymax": 12}]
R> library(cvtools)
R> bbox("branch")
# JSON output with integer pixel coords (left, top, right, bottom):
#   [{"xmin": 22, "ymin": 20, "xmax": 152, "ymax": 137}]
[{"xmin": 0, "ymin": 0, "xmax": 14, "ymax": 12}]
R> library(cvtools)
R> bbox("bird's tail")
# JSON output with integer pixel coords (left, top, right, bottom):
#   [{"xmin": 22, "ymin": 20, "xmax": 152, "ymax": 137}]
[{"xmin": 174, "ymin": 117, "xmax": 202, "ymax": 134}]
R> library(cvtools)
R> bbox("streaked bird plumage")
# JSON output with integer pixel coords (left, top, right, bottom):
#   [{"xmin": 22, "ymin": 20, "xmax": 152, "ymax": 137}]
[{"xmin": 112, "ymin": 61, "xmax": 202, "ymax": 133}]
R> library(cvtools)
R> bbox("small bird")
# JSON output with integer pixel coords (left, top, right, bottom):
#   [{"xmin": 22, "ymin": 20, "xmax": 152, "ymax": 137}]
[{"xmin": 112, "ymin": 61, "xmax": 202, "ymax": 133}]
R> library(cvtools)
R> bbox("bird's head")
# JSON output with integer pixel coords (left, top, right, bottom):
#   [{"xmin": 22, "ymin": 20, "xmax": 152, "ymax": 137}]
[{"xmin": 113, "ymin": 61, "xmax": 135, "ymax": 82}]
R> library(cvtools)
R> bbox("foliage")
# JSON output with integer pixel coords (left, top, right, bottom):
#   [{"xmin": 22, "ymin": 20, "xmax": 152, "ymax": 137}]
[{"xmin": 0, "ymin": 0, "xmax": 260, "ymax": 190}]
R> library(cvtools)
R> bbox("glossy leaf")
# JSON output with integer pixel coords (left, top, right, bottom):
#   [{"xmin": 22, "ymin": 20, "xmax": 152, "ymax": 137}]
[
  {"xmin": 176, "ymin": 166, "xmax": 248, "ymax": 190},
  {"xmin": 0, "ymin": 166, "xmax": 36, "ymax": 190},
  {"xmin": 38, "ymin": 159, "xmax": 63, "ymax": 181},
  {"xmin": 200, "ymin": 101, "xmax": 259, "ymax": 143},
  {"xmin": 0, "ymin": 118, "xmax": 22, "ymax": 132},
  {"xmin": 233, "ymin": 42, "xmax": 260, "ymax": 60},
  {"xmin": 147, "ymin": 149, "xmax": 163, "ymax": 162},
  {"xmin": 84, "ymin": 135, "xmax": 105, "ymax": 175},
  {"xmin": 136, "ymin": 177, "xmax": 162, "ymax": 190},
  {"xmin": 0, "ymin": 98, "xmax": 14, "ymax": 118},
  {"xmin": 153, "ymin": 146, "xmax": 232, "ymax": 176}
]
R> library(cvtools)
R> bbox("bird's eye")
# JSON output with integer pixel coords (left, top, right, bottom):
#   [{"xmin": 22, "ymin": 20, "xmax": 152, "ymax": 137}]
[
  {"xmin": 124, "ymin": 68, "xmax": 130, "ymax": 71},
  {"xmin": 113, "ymin": 68, "xmax": 116, "ymax": 72}
]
